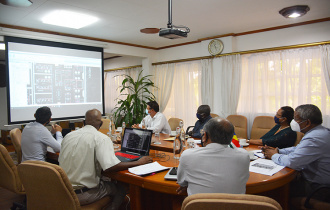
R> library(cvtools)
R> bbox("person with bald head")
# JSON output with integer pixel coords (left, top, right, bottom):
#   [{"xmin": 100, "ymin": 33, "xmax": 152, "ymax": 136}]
[
  {"xmin": 177, "ymin": 118, "xmax": 250, "ymax": 195},
  {"xmin": 59, "ymin": 109, "xmax": 152, "ymax": 210}
]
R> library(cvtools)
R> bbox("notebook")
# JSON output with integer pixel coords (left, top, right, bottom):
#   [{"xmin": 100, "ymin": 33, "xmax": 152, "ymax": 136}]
[{"xmin": 115, "ymin": 127, "xmax": 153, "ymax": 162}]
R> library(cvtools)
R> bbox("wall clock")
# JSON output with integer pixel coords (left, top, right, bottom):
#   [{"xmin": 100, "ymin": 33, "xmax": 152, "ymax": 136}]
[{"xmin": 208, "ymin": 39, "xmax": 224, "ymax": 56}]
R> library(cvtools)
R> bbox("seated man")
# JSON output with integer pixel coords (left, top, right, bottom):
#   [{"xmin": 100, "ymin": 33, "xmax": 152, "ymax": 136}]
[
  {"xmin": 132, "ymin": 101, "xmax": 171, "ymax": 134},
  {"xmin": 177, "ymin": 118, "xmax": 250, "ymax": 195},
  {"xmin": 262, "ymin": 104, "xmax": 330, "ymax": 200},
  {"xmin": 21, "ymin": 106, "xmax": 63, "ymax": 162},
  {"xmin": 188, "ymin": 105, "xmax": 212, "ymax": 138},
  {"xmin": 59, "ymin": 109, "xmax": 153, "ymax": 210}
]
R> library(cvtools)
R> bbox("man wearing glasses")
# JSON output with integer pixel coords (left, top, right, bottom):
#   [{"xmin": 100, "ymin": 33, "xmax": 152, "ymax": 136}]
[{"xmin": 176, "ymin": 118, "xmax": 250, "ymax": 195}]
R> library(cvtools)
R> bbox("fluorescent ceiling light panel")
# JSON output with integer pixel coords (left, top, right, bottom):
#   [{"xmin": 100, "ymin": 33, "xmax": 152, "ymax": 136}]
[
  {"xmin": 0, "ymin": 43, "xmax": 5, "ymax": 50},
  {"xmin": 42, "ymin": 10, "xmax": 98, "ymax": 29}
]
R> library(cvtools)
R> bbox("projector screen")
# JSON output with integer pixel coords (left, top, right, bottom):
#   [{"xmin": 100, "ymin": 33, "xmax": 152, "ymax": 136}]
[{"xmin": 5, "ymin": 36, "xmax": 104, "ymax": 124}]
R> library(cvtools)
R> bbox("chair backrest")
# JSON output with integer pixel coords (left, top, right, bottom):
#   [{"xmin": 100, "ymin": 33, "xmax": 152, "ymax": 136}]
[
  {"xmin": 10, "ymin": 128, "xmax": 22, "ymax": 164},
  {"xmin": 250, "ymin": 116, "xmax": 276, "ymax": 139},
  {"xmin": 227, "ymin": 115, "xmax": 248, "ymax": 139},
  {"xmin": 182, "ymin": 193, "xmax": 282, "ymax": 210},
  {"xmin": 18, "ymin": 160, "xmax": 82, "ymax": 210},
  {"xmin": 294, "ymin": 132, "xmax": 304, "ymax": 146},
  {"xmin": 168, "ymin": 118, "xmax": 183, "ymax": 131},
  {"xmin": 0, "ymin": 144, "xmax": 25, "ymax": 195},
  {"xmin": 210, "ymin": 113, "xmax": 219, "ymax": 118},
  {"xmin": 100, "ymin": 118, "xmax": 110, "ymax": 130}
]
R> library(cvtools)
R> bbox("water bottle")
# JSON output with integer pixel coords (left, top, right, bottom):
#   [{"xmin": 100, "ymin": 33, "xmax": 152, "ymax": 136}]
[
  {"xmin": 141, "ymin": 119, "xmax": 146, "ymax": 129},
  {"xmin": 173, "ymin": 127, "xmax": 182, "ymax": 159},
  {"xmin": 122, "ymin": 121, "xmax": 126, "ymax": 137},
  {"xmin": 179, "ymin": 121, "xmax": 186, "ymax": 147}
]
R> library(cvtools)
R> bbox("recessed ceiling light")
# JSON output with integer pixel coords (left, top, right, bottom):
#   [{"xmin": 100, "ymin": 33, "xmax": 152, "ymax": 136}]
[
  {"xmin": 42, "ymin": 10, "xmax": 98, "ymax": 29},
  {"xmin": 0, "ymin": 43, "xmax": 5, "ymax": 50},
  {"xmin": 279, "ymin": 5, "xmax": 310, "ymax": 18}
]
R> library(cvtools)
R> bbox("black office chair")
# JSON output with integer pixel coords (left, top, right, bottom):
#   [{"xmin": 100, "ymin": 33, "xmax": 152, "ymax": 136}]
[
  {"xmin": 186, "ymin": 126, "xmax": 194, "ymax": 135},
  {"xmin": 304, "ymin": 184, "xmax": 330, "ymax": 209}
]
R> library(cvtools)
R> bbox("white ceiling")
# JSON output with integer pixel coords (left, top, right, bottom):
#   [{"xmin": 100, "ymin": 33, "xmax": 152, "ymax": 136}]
[{"xmin": 0, "ymin": 0, "xmax": 329, "ymax": 50}]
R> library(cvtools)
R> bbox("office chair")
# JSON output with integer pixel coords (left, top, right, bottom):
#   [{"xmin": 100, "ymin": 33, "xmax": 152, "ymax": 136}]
[
  {"xmin": 294, "ymin": 132, "xmax": 304, "ymax": 146},
  {"xmin": 226, "ymin": 114, "xmax": 248, "ymax": 139},
  {"xmin": 10, "ymin": 128, "xmax": 23, "ymax": 164},
  {"xmin": 100, "ymin": 118, "xmax": 111, "ymax": 130},
  {"xmin": 0, "ymin": 144, "xmax": 26, "ymax": 209},
  {"xmin": 18, "ymin": 160, "xmax": 111, "ymax": 210},
  {"xmin": 181, "ymin": 193, "xmax": 282, "ymax": 210},
  {"xmin": 168, "ymin": 117, "xmax": 183, "ymax": 131},
  {"xmin": 290, "ymin": 184, "xmax": 330, "ymax": 209},
  {"xmin": 210, "ymin": 113, "xmax": 219, "ymax": 118},
  {"xmin": 250, "ymin": 116, "xmax": 276, "ymax": 139}
]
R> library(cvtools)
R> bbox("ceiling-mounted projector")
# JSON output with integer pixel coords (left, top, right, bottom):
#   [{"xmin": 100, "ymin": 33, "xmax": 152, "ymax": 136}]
[
  {"xmin": 159, "ymin": 28, "xmax": 187, "ymax": 39},
  {"xmin": 158, "ymin": 0, "xmax": 190, "ymax": 39}
]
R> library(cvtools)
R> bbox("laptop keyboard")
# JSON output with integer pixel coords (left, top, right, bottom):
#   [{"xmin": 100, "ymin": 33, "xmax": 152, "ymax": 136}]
[{"xmin": 116, "ymin": 152, "xmax": 139, "ymax": 159}]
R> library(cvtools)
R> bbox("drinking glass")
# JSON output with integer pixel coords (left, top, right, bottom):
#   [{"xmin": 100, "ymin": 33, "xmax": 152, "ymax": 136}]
[
  {"xmin": 154, "ymin": 130, "xmax": 161, "ymax": 144},
  {"xmin": 110, "ymin": 134, "xmax": 119, "ymax": 150}
]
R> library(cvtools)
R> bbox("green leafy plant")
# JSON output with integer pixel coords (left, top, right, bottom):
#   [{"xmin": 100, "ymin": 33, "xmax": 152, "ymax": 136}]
[{"xmin": 113, "ymin": 70, "xmax": 157, "ymax": 127}]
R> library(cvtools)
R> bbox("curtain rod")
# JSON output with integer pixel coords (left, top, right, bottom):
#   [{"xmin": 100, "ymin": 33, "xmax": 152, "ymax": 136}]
[
  {"xmin": 152, "ymin": 40, "xmax": 330, "ymax": 66},
  {"xmin": 104, "ymin": 65, "xmax": 142, "ymax": 72}
]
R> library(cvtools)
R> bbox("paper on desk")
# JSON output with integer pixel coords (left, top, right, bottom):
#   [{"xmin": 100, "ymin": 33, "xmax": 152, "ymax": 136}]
[
  {"xmin": 164, "ymin": 137, "xmax": 175, "ymax": 141},
  {"xmin": 253, "ymin": 150, "xmax": 265, "ymax": 158},
  {"xmin": 128, "ymin": 161, "xmax": 170, "ymax": 176},
  {"xmin": 249, "ymin": 158, "xmax": 285, "ymax": 176}
]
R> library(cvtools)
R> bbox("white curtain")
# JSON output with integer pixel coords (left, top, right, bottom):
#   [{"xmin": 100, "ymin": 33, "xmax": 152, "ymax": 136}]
[
  {"xmin": 201, "ymin": 59, "xmax": 214, "ymax": 110},
  {"xmin": 162, "ymin": 61, "xmax": 202, "ymax": 129},
  {"xmin": 152, "ymin": 63, "xmax": 175, "ymax": 112},
  {"xmin": 237, "ymin": 46, "xmax": 330, "ymax": 137},
  {"xmin": 104, "ymin": 67, "xmax": 141, "ymax": 114},
  {"xmin": 212, "ymin": 54, "xmax": 242, "ymax": 118},
  {"xmin": 320, "ymin": 45, "xmax": 330, "ymax": 94}
]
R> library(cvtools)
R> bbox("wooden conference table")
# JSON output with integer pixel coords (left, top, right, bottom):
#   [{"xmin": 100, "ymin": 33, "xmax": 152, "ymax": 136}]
[
  {"xmin": 100, "ymin": 130, "xmax": 297, "ymax": 210},
  {"xmin": 48, "ymin": 129, "xmax": 297, "ymax": 210}
]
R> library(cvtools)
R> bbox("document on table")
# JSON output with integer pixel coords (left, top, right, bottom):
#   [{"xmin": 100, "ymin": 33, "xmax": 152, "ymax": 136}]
[
  {"xmin": 164, "ymin": 137, "xmax": 175, "ymax": 141},
  {"xmin": 249, "ymin": 158, "xmax": 285, "ymax": 176},
  {"xmin": 128, "ymin": 161, "xmax": 170, "ymax": 176},
  {"xmin": 253, "ymin": 150, "xmax": 265, "ymax": 158}
]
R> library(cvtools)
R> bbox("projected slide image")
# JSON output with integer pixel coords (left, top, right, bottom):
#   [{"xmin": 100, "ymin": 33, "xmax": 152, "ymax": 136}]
[{"xmin": 12, "ymin": 62, "xmax": 101, "ymax": 107}]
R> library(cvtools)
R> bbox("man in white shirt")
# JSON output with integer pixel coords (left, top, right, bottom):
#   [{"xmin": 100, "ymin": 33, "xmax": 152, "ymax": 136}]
[
  {"xmin": 132, "ymin": 101, "xmax": 171, "ymax": 134},
  {"xmin": 21, "ymin": 106, "xmax": 63, "ymax": 162},
  {"xmin": 59, "ymin": 109, "xmax": 152, "ymax": 210},
  {"xmin": 177, "ymin": 118, "xmax": 250, "ymax": 195}
]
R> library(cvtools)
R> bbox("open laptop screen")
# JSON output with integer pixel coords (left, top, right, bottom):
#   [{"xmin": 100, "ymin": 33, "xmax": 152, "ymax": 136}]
[{"xmin": 121, "ymin": 128, "xmax": 152, "ymax": 156}]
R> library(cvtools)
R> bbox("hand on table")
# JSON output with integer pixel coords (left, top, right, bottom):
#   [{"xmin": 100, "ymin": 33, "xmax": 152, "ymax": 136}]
[
  {"xmin": 259, "ymin": 145, "xmax": 279, "ymax": 159},
  {"xmin": 176, "ymin": 186, "xmax": 187, "ymax": 195},
  {"xmin": 137, "ymin": 156, "xmax": 153, "ymax": 165}
]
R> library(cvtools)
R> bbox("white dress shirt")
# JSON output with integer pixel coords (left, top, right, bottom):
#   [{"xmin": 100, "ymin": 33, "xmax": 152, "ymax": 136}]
[
  {"xmin": 177, "ymin": 143, "xmax": 250, "ymax": 195},
  {"xmin": 141, "ymin": 112, "xmax": 171, "ymax": 134},
  {"xmin": 59, "ymin": 125, "xmax": 120, "ymax": 189},
  {"xmin": 21, "ymin": 122, "xmax": 63, "ymax": 162}
]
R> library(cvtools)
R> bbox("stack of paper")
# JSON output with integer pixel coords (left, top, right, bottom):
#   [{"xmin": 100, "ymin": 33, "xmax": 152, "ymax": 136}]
[
  {"xmin": 128, "ymin": 161, "xmax": 170, "ymax": 176},
  {"xmin": 249, "ymin": 158, "xmax": 285, "ymax": 176}
]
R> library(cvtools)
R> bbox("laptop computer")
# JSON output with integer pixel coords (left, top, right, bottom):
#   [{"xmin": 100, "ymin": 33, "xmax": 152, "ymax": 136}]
[{"xmin": 115, "ymin": 127, "xmax": 153, "ymax": 162}]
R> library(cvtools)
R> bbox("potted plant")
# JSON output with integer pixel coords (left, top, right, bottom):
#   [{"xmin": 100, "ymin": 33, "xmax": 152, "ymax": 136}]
[{"xmin": 112, "ymin": 70, "xmax": 157, "ymax": 127}]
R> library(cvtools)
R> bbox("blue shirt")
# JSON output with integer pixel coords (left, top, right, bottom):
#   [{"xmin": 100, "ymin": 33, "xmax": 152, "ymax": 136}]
[{"xmin": 271, "ymin": 125, "xmax": 330, "ymax": 185}]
